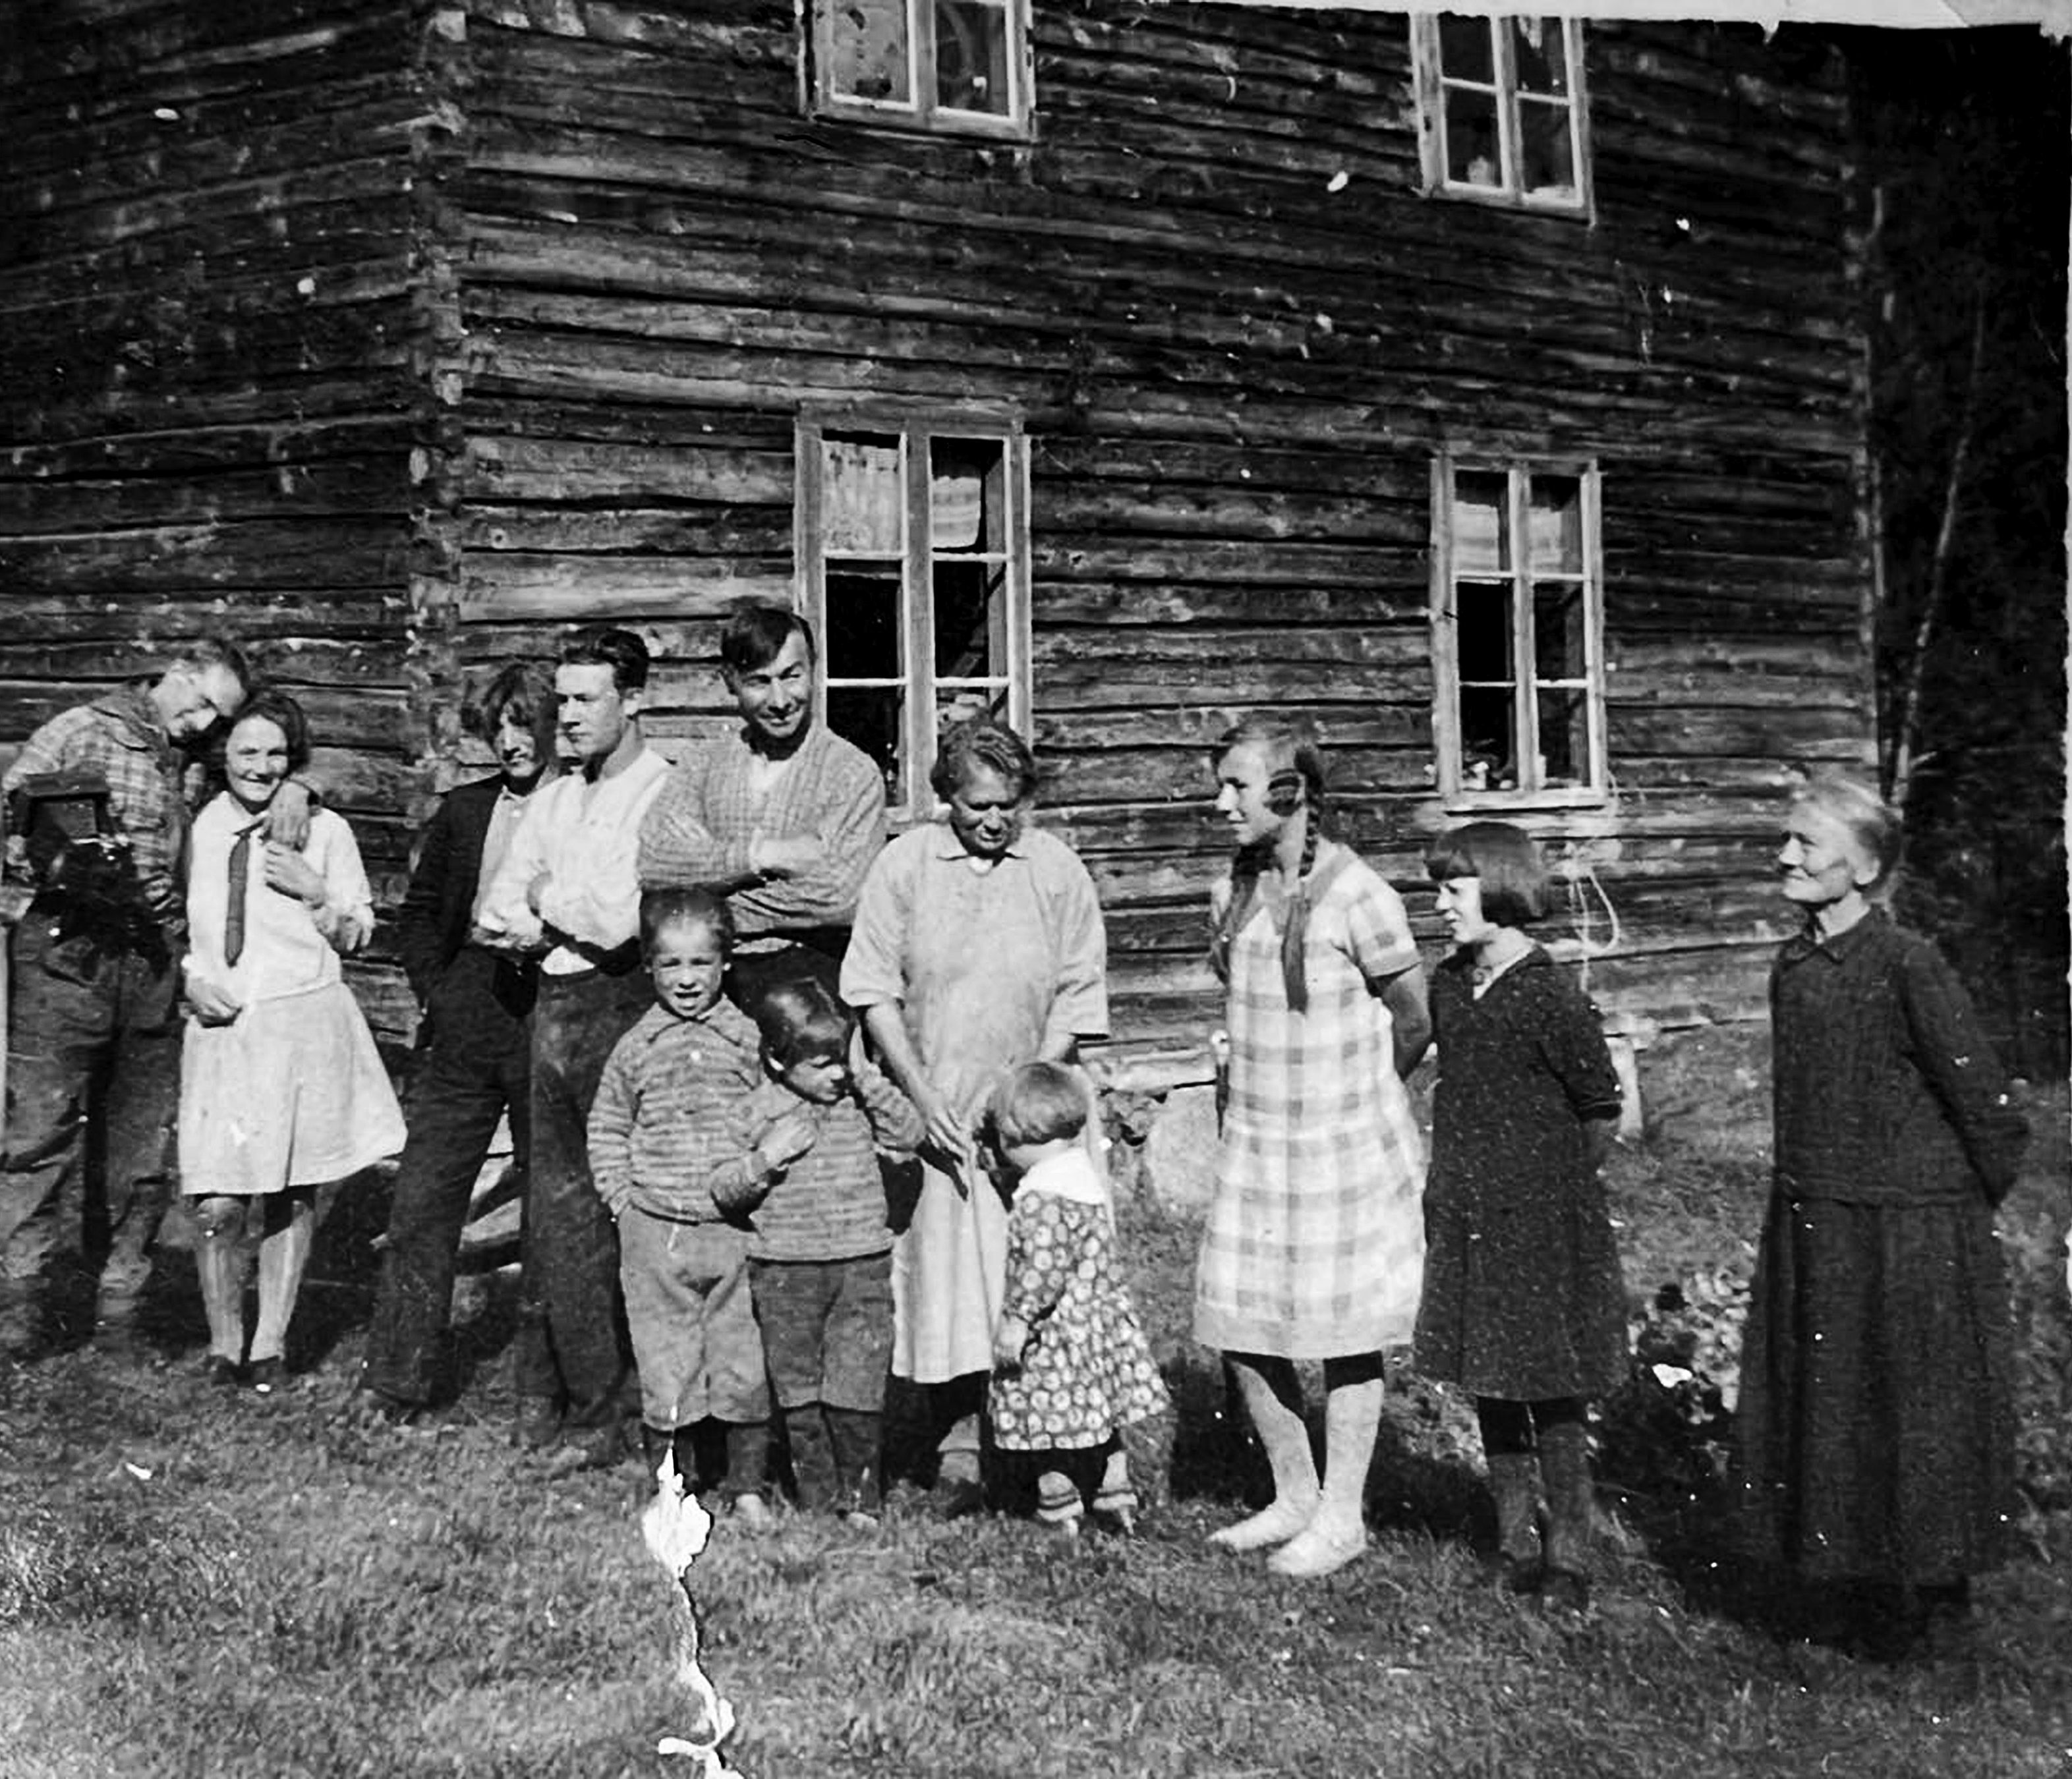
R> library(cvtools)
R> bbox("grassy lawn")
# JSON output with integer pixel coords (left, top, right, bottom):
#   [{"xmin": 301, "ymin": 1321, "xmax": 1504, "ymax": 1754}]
[{"xmin": 3, "ymin": 1031, "xmax": 2069, "ymax": 1779}]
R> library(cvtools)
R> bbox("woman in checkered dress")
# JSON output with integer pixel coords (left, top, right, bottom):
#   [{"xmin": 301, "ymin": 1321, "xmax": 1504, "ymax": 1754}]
[{"xmin": 1193, "ymin": 717, "xmax": 1431, "ymax": 1579}]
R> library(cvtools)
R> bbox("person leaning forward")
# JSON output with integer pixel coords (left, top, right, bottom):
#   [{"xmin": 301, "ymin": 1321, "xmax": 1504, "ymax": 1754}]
[
  {"xmin": 475, "ymin": 627, "xmax": 672, "ymax": 1469},
  {"xmin": 637, "ymin": 600, "xmax": 886, "ymax": 1018},
  {"xmin": 345, "ymin": 663, "xmax": 560, "ymax": 1425},
  {"xmin": 0, "ymin": 637, "xmax": 299, "ymax": 1355}
]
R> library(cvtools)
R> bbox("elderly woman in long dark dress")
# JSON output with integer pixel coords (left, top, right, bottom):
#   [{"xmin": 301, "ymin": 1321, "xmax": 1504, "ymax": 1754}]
[
  {"xmin": 1735, "ymin": 772, "xmax": 2027, "ymax": 1651},
  {"xmin": 840, "ymin": 720, "xmax": 1108, "ymax": 1515}
]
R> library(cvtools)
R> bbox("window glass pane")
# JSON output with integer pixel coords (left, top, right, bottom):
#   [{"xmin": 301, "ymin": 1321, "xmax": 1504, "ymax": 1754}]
[
  {"xmin": 1438, "ymin": 14, "xmax": 1495, "ymax": 84},
  {"xmin": 928, "ymin": 437, "xmax": 1002, "ymax": 550},
  {"xmin": 1458, "ymin": 686, "xmax": 1516, "ymax": 792},
  {"xmin": 935, "ymin": 0, "xmax": 1008, "ymax": 115},
  {"xmin": 823, "ymin": 435, "xmax": 903, "ymax": 555},
  {"xmin": 1519, "ymin": 98, "xmax": 1575, "ymax": 196},
  {"xmin": 829, "ymin": 0, "xmax": 912, "ymax": 103},
  {"xmin": 1535, "ymin": 687, "xmax": 1592, "ymax": 788},
  {"xmin": 1452, "ymin": 473, "xmax": 1510, "ymax": 575},
  {"xmin": 1455, "ymin": 580, "xmax": 1513, "ymax": 683},
  {"xmin": 1513, "ymin": 17, "xmax": 1568, "ymax": 96},
  {"xmin": 1532, "ymin": 582, "xmax": 1587, "ymax": 683},
  {"xmin": 828, "ymin": 686, "xmax": 906, "ymax": 802},
  {"xmin": 1526, "ymin": 477, "xmax": 1582, "ymax": 573},
  {"xmin": 825, "ymin": 565, "xmax": 905, "ymax": 681},
  {"xmin": 1444, "ymin": 89, "xmax": 1502, "ymax": 187},
  {"xmin": 933, "ymin": 557, "xmax": 1004, "ymax": 680}
]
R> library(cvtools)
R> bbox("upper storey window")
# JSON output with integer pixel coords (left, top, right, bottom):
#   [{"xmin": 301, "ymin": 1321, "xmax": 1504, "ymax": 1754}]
[
  {"xmin": 1412, "ymin": 14, "xmax": 1590, "ymax": 216},
  {"xmin": 811, "ymin": 0, "xmax": 1033, "ymax": 139}
]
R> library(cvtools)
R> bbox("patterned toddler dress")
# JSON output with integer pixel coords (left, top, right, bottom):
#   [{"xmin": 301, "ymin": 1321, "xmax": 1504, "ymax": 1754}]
[
  {"xmin": 1193, "ymin": 839, "xmax": 1426, "ymax": 1359},
  {"xmin": 990, "ymin": 1148, "xmax": 1169, "ymax": 1452}
]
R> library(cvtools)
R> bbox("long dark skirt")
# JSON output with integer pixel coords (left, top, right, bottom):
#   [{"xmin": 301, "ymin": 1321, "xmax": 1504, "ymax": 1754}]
[{"xmin": 1733, "ymin": 1191, "xmax": 2015, "ymax": 1586}]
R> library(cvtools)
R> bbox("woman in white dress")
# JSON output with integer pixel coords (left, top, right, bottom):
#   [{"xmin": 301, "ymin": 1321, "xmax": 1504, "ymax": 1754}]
[{"xmin": 180, "ymin": 690, "xmax": 405, "ymax": 1391}]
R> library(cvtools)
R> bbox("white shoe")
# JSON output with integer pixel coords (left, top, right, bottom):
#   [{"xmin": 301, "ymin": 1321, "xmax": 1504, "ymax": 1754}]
[
  {"xmin": 1266, "ymin": 1517, "xmax": 1368, "ymax": 1579},
  {"xmin": 1206, "ymin": 1496, "xmax": 1321, "ymax": 1552},
  {"xmin": 731, "ymin": 1491, "xmax": 776, "ymax": 1531}
]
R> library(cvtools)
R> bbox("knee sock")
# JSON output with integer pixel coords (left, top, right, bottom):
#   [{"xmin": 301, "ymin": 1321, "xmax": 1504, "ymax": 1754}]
[{"xmin": 250, "ymin": 1191, "xmax": 316, "ymax": 1364}]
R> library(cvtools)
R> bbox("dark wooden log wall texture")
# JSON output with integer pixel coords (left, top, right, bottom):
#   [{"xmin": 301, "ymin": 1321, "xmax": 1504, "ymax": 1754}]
[
  {"xmin": 1, "ymin": 1, "xmax": 1874, "ymax": 1059},
  {"xmin": 0, "ymin": 0, "xmax": 462, "ymax": 1042},
  {"xmin": 442, "ymin": 1, "xmax": 1871, "ymax": 1058}
]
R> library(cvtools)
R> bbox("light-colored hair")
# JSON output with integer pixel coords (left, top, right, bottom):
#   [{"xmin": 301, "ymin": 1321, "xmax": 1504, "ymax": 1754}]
[
  {"xmin": 986, "ymin": 1059, "xmax": 1089, "ymax": 1148},
  {"xmin": 1791, "ymin": 770, "xmax": 1903, "ymax": 893}
]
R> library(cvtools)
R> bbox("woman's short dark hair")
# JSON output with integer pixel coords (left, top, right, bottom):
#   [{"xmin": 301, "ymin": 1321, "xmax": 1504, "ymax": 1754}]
[
  {"xmin": 1425, "ymin": 820, "xmax": 1551, "ymax": 928},
  {"xmin": 227, "ymin": 689, "xmax": 312, "ymax": 774},
  {"xmin": 754, "ymin": 978, "xmax": 855, "ymax": 1071},
  {"xmin": 929, "ymin": 718, "xmax": 1037, "ymax": 804},
  {"xmin": 720, "ymin": 600, "xmax": 815, "ymax": 675},
  {"xmin": 639, "ymin": 886, "xmax": 734, "ymax": 956},
  {"xmin": 561, "ymin": 626, "xmax": 650, "ymax": 693},
  {"xmin": 463, "ymin": 662, "xmax": 558, "ymax": 761},
  {"xmin": 986, "ymin": 1059, "xmax": 1090, "ymax": 1148}
]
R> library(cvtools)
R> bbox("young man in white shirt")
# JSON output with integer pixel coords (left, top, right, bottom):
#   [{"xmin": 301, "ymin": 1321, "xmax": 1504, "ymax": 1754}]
[{"xmin": 476, "ymin": 628, "xmax": 672, "ymax": 1467}]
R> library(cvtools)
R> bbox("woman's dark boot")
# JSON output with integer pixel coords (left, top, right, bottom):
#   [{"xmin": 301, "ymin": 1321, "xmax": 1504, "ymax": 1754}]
[
  {"xmin": 1486, "ymin": 1453, "xmax": 1544, "ymax": 1593},
  {"xmin": 1537, "ymin": 1421, "xmax": 1596, "ymax": 1615}
]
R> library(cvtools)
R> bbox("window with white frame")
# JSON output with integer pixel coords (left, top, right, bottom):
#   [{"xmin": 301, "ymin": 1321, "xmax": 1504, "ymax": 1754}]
[
  {"xmin": 1412, "ymin": 14, "xmax": 1590, "ymax": 215},
  {"xmin": 810, "ymin": 0, "xmax": 1032, "ymax": 138},
  {"xmin": 798, "ymin": 416, "xmax": 1031, "ymax": 814},
  {"xmin": 1429, "ymin": 460, "xmax": 1605, "ymax": 801}
]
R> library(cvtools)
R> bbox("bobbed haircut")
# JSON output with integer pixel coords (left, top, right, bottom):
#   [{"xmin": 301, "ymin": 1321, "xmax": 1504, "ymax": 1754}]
[
  {"xmin": 1425, "ymin": 820, "xmax": 1551, "ymax": 928},
  {"xmin": 639, "ymin": 885, "xmax": 734, "ymax": 957},
  {"xmin": 754, "ymin": 977, "xmax": 856, "ymax": 1071},
  {"xmin": 226, "ymin": 688, "xmax": 313, "ymax": 774},
  {"xmin": 1209, "ymin": 714, "xmax": 1328, "ymax": 814},
  {"xmin": 560, "ymin": 626, "xmax": 650, "ymax": 694},
  {"xmin": 175, "ymin": 634, "xmax": 258, "ymax": 700},
  {"xmin": 986, "ymin": 1059, "xmax": 1089, "ymax": 1148},
  {"xmin": 462, "ymin": 660, "xmax": 558, "ymax": 762},
  {"xmin": 930, "ymin": 717, "xmax": 1038, "ymax": 805},
  {"xmin": 720, "ymin": 600, "xmax": 815, "ymax": 675},
  {"xmin": 1790, "ymin": 770, "xmax": 1903, "ymax": 893}
]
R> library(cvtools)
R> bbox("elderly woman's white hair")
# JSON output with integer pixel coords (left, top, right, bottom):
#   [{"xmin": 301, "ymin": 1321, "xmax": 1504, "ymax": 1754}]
[{"xmin": 1790, "ymin": 769, "xmax": 1904, "ymax": 893}]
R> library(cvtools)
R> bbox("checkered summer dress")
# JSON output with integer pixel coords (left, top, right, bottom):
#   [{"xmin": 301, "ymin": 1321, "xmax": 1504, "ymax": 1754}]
[{"xmin": 1192, "ymin": 841, "xmax": 1427, "ymax": 1359}]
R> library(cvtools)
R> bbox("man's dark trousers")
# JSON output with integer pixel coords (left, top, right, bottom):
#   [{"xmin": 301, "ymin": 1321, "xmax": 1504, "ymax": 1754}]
[
  {"xmin": 521, "ymin": 965, "xmax": 650, "ymax": 1430},
  {"xmin": 360, "ymin": 946, "xmax": 531, "ymax": 1406},
  {"xmin": 0, "ymin": 920, "xmax": 179, "ymax": 1303}
]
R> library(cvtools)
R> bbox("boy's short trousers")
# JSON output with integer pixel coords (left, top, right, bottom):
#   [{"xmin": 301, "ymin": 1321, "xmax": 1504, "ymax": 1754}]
[
  {"xmin": 748, "ymin": 1250, "xmax": 894, "ymax": 1413},
  {"xmin": 619, "ymin": 1208, "xmax": 769, "ymax": 1428}
]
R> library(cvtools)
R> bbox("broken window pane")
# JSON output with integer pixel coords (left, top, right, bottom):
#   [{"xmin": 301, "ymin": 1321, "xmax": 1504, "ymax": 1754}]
[
  {"xmin": 824, "ymin": 565, "xmax": 904, "ymax": 681},
  {"xmin": 933, "ymin": 557, "xmax": 1005, "ymax": 680},
  {"xmin": 935, "ymin": 0, "xmax": 1008, "ymax": 115}
]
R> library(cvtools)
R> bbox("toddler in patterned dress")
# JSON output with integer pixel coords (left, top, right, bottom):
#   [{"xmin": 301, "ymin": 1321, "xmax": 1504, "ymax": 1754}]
[{"xmin": 985, "ymin": 1061, "xmax": 1169, "ymax": 1539}]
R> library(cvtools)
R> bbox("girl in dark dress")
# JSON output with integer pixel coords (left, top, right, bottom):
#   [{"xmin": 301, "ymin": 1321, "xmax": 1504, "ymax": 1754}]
[
  {"xmin": 1415, "ymin": 822, "xmax": 1626, "ymax": 1613},
  {"xmin": 1734, "ymin": 774, "xmax": 2026, "ymax": 1651}
]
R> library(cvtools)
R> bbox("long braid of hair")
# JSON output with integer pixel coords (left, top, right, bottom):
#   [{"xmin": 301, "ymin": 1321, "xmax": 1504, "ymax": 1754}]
[
  {"xmin": 1208, "ymin": 718, "xmax": 1331, "ymax": 1011},
  {"xmin": 1279, "ymin": 772, "xmax": 1325, "ymax": 1013}
]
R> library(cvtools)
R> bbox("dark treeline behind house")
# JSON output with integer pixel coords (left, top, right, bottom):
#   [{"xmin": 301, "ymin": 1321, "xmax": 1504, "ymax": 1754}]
[{"xmin": 1836, "ymin": 24, "xmax": 2069, "ymax": 1077}]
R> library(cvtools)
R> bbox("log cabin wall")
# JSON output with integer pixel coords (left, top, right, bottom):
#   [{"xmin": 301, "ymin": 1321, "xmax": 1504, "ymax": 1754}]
[
  {"xmin": 443, "ymin": 1, "xmax": 1872, "ymax": 1065},
  {"xmin": 0, "ymin": 1, "xmax": 465, "ymax": 1046}
]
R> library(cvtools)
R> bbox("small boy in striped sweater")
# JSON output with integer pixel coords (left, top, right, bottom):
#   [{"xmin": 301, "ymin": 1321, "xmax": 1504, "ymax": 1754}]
[
  {"xmin": 741, "ymin": 978, "xmax": 923, "ymax": 1525},
  {"xmin": 589, "ymin": 888, "xmax": 816, "ymax": 1526}
]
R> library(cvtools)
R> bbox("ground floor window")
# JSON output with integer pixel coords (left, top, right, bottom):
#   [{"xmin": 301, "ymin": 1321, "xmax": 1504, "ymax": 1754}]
[
  {"xmin": 1429, "ymin": 457, "xmax": 1605, "ymax": 802},
  {"xmin": 797, "ymin": 415, "xmax": 1031, "ymax": 816}
]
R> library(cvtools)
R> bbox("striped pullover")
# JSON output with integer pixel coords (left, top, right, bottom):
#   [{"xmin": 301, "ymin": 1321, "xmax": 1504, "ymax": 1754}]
[
  {"xmin": 739, "ymin": 1061, "xmax": 923, "ymax": 1262},
  {"xmin": 587, "ymin": 998, "xmax": 764, "ymax": 1222}
]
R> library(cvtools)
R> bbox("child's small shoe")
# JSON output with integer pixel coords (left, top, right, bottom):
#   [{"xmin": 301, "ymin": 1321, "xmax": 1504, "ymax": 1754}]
[
  {"xmin": 731, "ymin": 1490, "xmax": 776, "ymax": 1531},
  {"xmin": 246, "ymin": 1357, "xmax": 287, "ymax": 1397},
  {"xmin": 1037, "ymin": 1513, "xmax": 1081, "ymax": 1543},
  {"xmin": 1089, "ymin": 1504, "xmax": 1138, "ymax": 1539}
]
